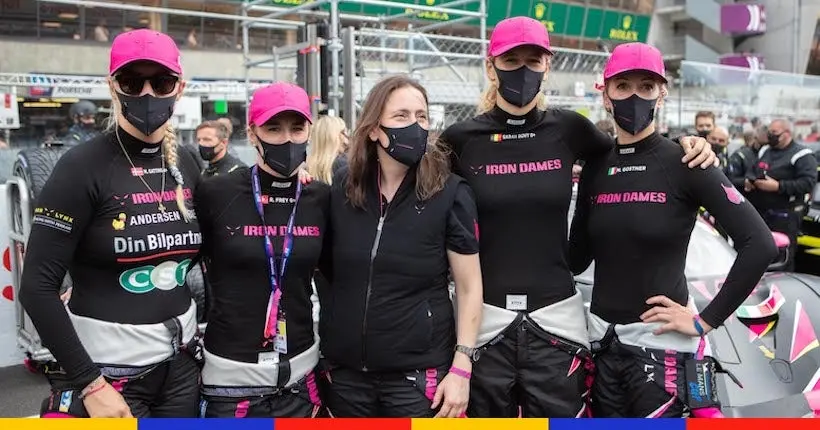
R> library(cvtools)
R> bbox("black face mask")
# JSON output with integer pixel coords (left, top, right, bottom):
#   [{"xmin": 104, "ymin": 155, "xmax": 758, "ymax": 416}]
[
  {"xmin": 494, "ymin": 66, "xmax": 544, "ymax": 108},
  {"xmin": 711, "ymin": 143, "xmax": 725, "ymax": 154},
  {"xmin": 697, "ymin": 129, "xmax": 711, "ymax": 139},
  {"xmin": 199, "ymin": 144, "xmax": 220, "ymax": 162},
  {"xmin": 768, "ymin": 132, "xmax": 782, "ymax": 147},
  {"xmin": 256, "ymin": 136, "xmax": 307, "ymax": 177},
  {"xmin": 118, "ymin": 93, "xmax": 176, "ymax": 135},
  {"xmin": 81, "ymin": 122, "xmax": 96, "ymax": 130},
  {"xmin": 379, "ymin": 122, "xmax": 428, "ymax": 167},
  {"xmin": 610, "ymin": 94, "xmax": 658, "ymax": 136}
]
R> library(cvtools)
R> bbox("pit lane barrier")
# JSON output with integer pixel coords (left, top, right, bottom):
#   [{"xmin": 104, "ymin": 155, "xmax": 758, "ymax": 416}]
[{"xmin": 0, "ymin": 417, "xmax": 816, "ymax": 429}]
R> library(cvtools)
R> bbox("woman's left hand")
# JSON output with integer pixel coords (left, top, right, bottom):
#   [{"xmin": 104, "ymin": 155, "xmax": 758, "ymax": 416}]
[
  {"xmin": 431, "ymin": 372, "xmax": 470, "ymax": 418},
  {"xmin": 680, "ymin": 136, "xmax": 716, "ymax": 169},
  {"xmin": 298, "ymin": 168, "xmax": 313, "ymax": 185},
  {"xmin": 640, "ymin": 295, "xmax": 711, "ymax": 337}
]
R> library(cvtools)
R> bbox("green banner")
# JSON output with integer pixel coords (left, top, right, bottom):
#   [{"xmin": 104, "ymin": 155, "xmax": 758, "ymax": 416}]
[{"xmin": 243, "ymin": 0, "xmax": 651, "ymax": 42}]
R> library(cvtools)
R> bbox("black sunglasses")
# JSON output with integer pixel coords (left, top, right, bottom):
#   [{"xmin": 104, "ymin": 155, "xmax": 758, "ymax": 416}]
[{"xmin": 114, "ymin": 74, "xmax": 179, "ymax": 96}]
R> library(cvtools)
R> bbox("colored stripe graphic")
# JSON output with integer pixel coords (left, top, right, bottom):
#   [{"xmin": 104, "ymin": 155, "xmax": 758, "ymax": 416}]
[
  {"xmin": 277, "ymin": 418, "xmax": 410, "ymax": 430},
  {"xmin": 688, "ymin": 418, "xmax": 817, "ymax": 430},
  {"xmin": 413, "ymin": 418, "xmax": 547, "ymax": 429},
  {"xmin": 0, "ymin": 418, "xmax": 137, "ymax": 429},
  {"xmin": 139, "ymin": 419, "xmax": 273, "ymax": 430},
  {"xmin": 2, "ymin": 417, "xmax": 813, "ymax": 430},
  {"xmin": 551, "ymin": 418, "xmax": 684, "ymax": 430}
]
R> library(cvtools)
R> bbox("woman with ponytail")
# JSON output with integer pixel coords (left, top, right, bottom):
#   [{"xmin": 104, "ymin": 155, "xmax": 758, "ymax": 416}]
[
  {"xmin": 20, "ymin": 29, "xmax": 203, "ymax": 418},
  {"xmin": 439, "ymin": 17, "xmax": 716, "ymax": 418}
]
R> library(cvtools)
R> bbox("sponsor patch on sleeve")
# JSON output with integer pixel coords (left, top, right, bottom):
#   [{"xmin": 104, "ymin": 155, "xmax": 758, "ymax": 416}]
[{"xmin": 32, "ymin": 207, "xmax": 74, "ymax": 233}]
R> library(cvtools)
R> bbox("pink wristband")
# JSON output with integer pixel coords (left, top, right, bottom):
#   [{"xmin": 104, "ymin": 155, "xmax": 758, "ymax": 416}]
[{"xmin": 449, "ymin": 366, "xmax": 472, "ymax": 380}]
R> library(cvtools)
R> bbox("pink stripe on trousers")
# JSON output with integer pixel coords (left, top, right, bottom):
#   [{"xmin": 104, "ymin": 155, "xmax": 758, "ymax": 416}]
[
  {"xmin": 306, "ymin": 371, "xmax": 322, "ymax": 406},
  {"xmin": 424, "ymin": 368, "xmax": 437, "ymax": 401},
  {"xmin": 234, "ymin": 399, "xmax": 250, "ymax": 418}
]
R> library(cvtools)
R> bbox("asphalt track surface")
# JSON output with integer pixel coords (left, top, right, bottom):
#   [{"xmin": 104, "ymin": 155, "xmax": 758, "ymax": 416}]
[{"xmin": 0, "ymin": 364, "xmax": 49, "ymax": 417}]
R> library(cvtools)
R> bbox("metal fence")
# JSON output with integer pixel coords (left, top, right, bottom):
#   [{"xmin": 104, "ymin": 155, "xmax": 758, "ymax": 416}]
[{"xmin": 341, "ymin": 26, "xmax": 614, "ymax": 129}]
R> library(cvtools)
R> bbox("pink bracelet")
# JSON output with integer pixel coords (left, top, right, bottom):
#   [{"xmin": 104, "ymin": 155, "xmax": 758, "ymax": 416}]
[{"xmin": 449, "ymin": 366, "xmax": 472, "ymax": 380}]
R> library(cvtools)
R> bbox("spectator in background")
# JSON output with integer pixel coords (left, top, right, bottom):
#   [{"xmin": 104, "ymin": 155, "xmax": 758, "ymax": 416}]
[
  {"xmin": 196, "ymin": 120, "xmax": 245, "ymax": 178},
  {"xmin": 746, "ymin": 119, "xmax": 817, "ymax": 271},
  {"xmin": 187, "ymin": 28, "xmax": 198, "ymax": 48},
  {"xmin": 694, "ymin": 110, "xmax": 716, "ymax": 138},
  {"xmin": 65, "ymin": 100, "xmax": 100, "ymax": 146},
  {"xmin": 307, "ymin": 115, "xmax": 347, "ymax": 184},
  {"xmin": 94, "ymin": 19, "xmax": 109, "ymax": 42},
  {"xmin": 216, "ymin": 117, "xmax": 234, "ymax": 141},
  {"xmin": 728, "ymin": 130, "xmax": 761, "ymax": 192},
  {"xmin": 707, "ymin": 126, "xmax": 730, "ymax": 172}
]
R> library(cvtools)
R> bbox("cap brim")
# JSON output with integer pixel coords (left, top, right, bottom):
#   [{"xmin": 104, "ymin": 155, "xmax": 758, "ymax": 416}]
[
  {"xmin": 111, "ymin": 58, "xmax": 182, "ymax": 75},
  {"xmin": 605, "ymin": 68, "xmax": 668, "ymax": 83},
  {"xmin": 253, "ymin": 107, "xmax": 313, "ymax": 126},
  {"xmin": 489, "ymin": 42, "xmax": 552, "ymax": 57}
]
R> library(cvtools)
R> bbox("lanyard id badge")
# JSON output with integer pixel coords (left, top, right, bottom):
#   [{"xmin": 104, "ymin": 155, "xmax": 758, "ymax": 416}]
[{"xmin": 251, "ymin": 165, "xmax": 302, "ymax": 354}]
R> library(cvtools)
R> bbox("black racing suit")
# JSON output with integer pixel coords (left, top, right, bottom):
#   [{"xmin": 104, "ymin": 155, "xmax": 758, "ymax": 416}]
[
  {"xmin": 441, "ymin": 107, "xmax": 613, "ymax": 418},
  {"xmin": 319, "ymin": 167, "xmax": 479, "ymax": 417},
  {"xmin": 20, "ymin": 128, "xmax": 203, "ymax": 418},
  {"xmin": 569, "ymin": 132, "xmax": 777, "ymax": 417},
  {"xmin": 747, "ymin": 141, "xmax": 817, "ymax": 271},
  {"xmin": 202, "ymin": 152, "xmax": 246, "ymax": 179},
  {"xmin": 64, "ymin": 124, "xmax": 100, "ymax": 146},
  {"xmin": 194, "ymin": 167, "xmax": 330, "ymax": 418}
]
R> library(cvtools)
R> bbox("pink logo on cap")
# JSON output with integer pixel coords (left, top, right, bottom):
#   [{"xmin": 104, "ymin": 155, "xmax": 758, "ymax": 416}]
[
  {"xmin": 603, "ymin": 42, "xmax": 667, "ymax": 83},
  {"xmin": 489, "ymin": 17, "xmax": 552, "ymax": 57},
  {"xmin": 109, "ymin": 29, "xmax": 182, "ymax": 75},
  {"xmin": 249, "ymin": 82, "xmax": 313, "ymax": 126}
]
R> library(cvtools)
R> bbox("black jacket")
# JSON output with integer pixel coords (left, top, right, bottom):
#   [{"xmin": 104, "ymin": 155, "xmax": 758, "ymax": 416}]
[
  {"xmin": 320, "ymin": 166, "xmax": 477, "ymax": 372},
  {"xmin": 748, "ymin": 141, "xmax": 817, "ymax": 211},
  {"xmin": 202, "ymin": 152, "xmax": 246, "ymax": 179}
]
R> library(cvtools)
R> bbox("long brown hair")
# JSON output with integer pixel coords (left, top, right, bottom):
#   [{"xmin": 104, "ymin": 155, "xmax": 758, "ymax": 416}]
[{"xmin": 345, "ymin": 75, "xmax": 450, "ymax": 209}]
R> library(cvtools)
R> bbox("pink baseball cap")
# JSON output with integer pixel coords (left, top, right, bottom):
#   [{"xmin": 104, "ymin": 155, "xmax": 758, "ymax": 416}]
[
  {"xmin": 489, "ymin": 17, "xmax": 552, "ymax": 57},
  {"xmin": 249, "ymin": 82, "xmax": 313, "ymax": 126},
  {"xmin": 109, "ymin": 29, "xmax": 182, "ymax": 75},
  {"xmin": 603, "ymin": 42, "xmax": 667, "ymax": 83}
]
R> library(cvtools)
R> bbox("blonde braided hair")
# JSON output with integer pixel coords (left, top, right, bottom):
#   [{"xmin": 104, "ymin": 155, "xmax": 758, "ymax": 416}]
[{"xmin": 163, "ymin": 124, "xmax": 192, "ymax": 222}]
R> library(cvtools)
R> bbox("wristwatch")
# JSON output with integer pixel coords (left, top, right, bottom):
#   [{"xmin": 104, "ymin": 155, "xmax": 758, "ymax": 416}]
[{"xmin": 455, "ymin": 344, "xmax": 481, "ymax": 362}]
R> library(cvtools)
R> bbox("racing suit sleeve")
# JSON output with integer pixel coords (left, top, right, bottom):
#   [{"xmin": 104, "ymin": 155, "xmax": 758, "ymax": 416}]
[
  {"xmin": 18, "ymin": 148, "xmax": 102, "ymax": 390},
  {"xmin": 778, "ymin": 150, "xmax": 817, "ymax": 197},
  {"xmin": 568, "ymin": 159, "xmax": 596, "ymax": 275},
  {"xmin": 727, "ymin": 152, "xmax": 747, "ymax": 189},
  {"xmin": 686, "ymin": 166, "xmax": 778, "ymax": 328},
  {"xmin": 563, "ymin": 110, "xmax": 613, "ymax": 161},
  {"xmin": 446, "ymin": 181, "xmax": 480, "ymax": 255}
]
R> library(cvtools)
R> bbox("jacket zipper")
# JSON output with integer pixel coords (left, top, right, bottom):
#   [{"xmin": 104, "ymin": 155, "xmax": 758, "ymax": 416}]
[{"xmin": 361, "ymin": 210, "xmax": 387, "ymax": 372}]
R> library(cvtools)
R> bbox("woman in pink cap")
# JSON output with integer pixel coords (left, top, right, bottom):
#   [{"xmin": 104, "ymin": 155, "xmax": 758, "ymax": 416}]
[
  {"xmin": 440, "ymin": 17, "xmax": 716, "ymax": 418},
  {"xmin": 318, "ymin": 74, "xmax": 483, "ymax": 418},
  {"xmin": 20, "ymin": 29, "xmax": 203, "ymax": 418},
  {"xmin": 568, "ymin": 42, "xmax": 775, "ymax": 417},
  {"xmin": 193, "ymin": 82, "xmax": 328, "ymax": 418}
]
